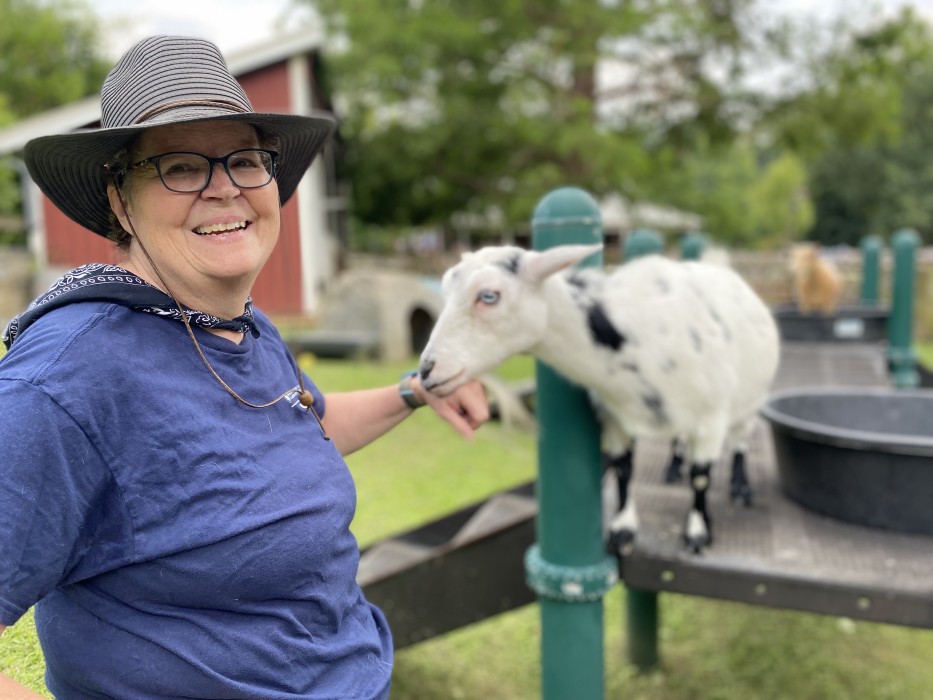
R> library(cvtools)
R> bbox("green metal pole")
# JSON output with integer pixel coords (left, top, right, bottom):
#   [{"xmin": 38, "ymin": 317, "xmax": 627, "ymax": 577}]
[
  {"xmin": 860, "ymin": 234, "xmax": 883, "ymax": 304},
  {"xmin": 887, "ymin": 228, "xmax": 920, "ymax": 389},
  {"xmin": 680, "ymin": 231, "xmax": 708, "ymax": 261},
  {"xmin": 624, "ymin": 228, "xmax": 664, "ymax": 261},
  {"xmin": 621, "ymin": 229, "xmax": 664, "ymax": 670},
  {"xmin": 626, "ymin": 588, "xmax": 659, "ymax": 670},
  {"xmin": 525, "ymin": 187, "xmax": 617, "ymax": 700}
]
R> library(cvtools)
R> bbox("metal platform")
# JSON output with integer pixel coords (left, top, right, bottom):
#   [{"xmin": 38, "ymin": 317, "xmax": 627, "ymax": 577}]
[
  {"xmin": 623, "ymin": 342, "xmax": 933, "ymax": 629},
  {"xmin": 359, "ymin": 341, "xmax": 933, "ymax": 651}
]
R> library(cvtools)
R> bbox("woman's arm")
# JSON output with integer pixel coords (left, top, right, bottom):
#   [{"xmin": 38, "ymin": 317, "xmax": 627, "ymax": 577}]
[
  {"xmin": 0, "ymin": 673, "xmax": 46, "ymax": 699},
  {"xmin": 321, "ymin": 375, "xmax": 489, "ymax": 456}
]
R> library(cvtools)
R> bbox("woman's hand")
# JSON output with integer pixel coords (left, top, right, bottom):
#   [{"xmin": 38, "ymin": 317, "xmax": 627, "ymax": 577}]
[{"xmin": 414, "ymin": 376, "xmax": 490, "ymax": 440}]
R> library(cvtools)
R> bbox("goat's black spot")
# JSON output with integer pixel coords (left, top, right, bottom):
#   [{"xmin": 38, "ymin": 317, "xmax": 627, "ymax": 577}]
[
  {"xmin": 497, "ymin": 253, "xmax": 521, "ymax": 275},
  {"xmin": 689, "ymin": 327, "xmax": 703, "ymax": 352},
  {"xmin": 641, "ymin": 391, "xmax": 669, "ymax": 427},
  {"xmin": 706, "ymin": 304, "xmax": 732, "ymax": 342},
  {"xmin": 621, "ymin": 362, "xmax": 640, "ymax": 373},
  {"xmin": 567, "ymin": 271, "xmax": 588, "ymax": 289},
  {"xmin": 587, "ymin": 303, "xmax": 626, "ymax": 351}
]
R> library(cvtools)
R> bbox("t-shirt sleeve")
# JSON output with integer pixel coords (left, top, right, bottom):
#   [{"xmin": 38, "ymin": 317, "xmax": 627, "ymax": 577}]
[{"xmin": 0, "ymin": 379, "xmax": 119, "ymax": 626}]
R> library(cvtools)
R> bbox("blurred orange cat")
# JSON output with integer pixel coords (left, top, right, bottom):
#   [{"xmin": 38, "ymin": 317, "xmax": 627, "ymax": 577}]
[{"xmin": 789, "ymin": 242, "xmax": 843, "ymax": 315}]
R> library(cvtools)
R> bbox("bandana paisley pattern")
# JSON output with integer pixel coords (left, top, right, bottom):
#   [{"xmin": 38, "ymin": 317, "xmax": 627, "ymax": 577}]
[{"xmin": 3, "ymin": 263, "xmax": 259, "ymax": 349}]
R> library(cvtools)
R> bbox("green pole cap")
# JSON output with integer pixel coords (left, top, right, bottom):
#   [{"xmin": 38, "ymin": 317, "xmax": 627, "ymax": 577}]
[
  {"xmin": 860, "ymin": 234, "xmax": 883, "ymax": 252},
  {"xmin": 532, "ymin": 186, "xmax": 602, "ymax": 232},
  {"xmin": 892, "ymin": 228, "xmax": 920, "ymax": 251},
  {"xmin": 680, "ymin": 231, "xmax": 708, "ymax": 260},
  {"xmin": 625, "ymin": 228, "xmax": 664, "ymax": 261}
]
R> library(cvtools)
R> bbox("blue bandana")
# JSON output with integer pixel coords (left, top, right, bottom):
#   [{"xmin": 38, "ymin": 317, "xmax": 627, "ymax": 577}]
[{"xmin": 3, "ymin": 263, "xmax": 259, "ymax": 349}]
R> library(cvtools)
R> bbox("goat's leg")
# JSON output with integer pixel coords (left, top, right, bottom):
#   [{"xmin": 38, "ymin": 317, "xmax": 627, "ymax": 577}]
[
  {"xmin": 664, "ymin": 438, "xmax": 685, "ymax": 483},
  {"xmin": 605, "ymin": 449, "xmax": 638, "ymax": 556},
  {"xmin": 597, "ymin": 406, "xmax": 637, "ymax": 556},
  {"xmin": 729, "ymin": 452, "xmax": 752, "ymax": 506},
  {"xmin": 684, "ymin": 462, "xmax": 713, "ymax": 554},
  {"xmin": 683, "ymin": 420, "xmax": 727, "ymax": 554},
  {"xmin": 725, "ymin": 415, "xmax": 758, "ymax": 507}
]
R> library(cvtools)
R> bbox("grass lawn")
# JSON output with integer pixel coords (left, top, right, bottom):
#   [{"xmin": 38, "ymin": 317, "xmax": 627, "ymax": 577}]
[
  {"xmin": 3, "ymin": 353, "xmax": 933, "ymax": 698},
  {"xmin": 917, "ymin": 341, "xmax": 933, "ymax": 367}
]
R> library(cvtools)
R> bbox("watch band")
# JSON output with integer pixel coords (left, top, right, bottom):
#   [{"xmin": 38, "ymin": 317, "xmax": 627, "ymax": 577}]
[{"xmin": 399, "ymin": 370, "xmax": 426, "ymax": 409}]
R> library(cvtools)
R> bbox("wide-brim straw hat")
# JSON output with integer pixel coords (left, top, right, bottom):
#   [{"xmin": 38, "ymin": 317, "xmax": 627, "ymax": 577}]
[{"xmin": 24, "ymin": 35, "xmax": 337, "ymax": 238}]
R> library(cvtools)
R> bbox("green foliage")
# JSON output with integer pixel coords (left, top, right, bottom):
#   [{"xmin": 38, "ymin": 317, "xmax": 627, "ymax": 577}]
[
  {"xmin": 768, "ymin": 9, "xmax": 933, "ymax": 244},
  {"xmin": 0, "ymin": 0, "xmax": 109, "ymax": 244},
  {"xmin": 309, "ymin": 0, "xmax": 764, "ymax": 239},
  {"xmin": 0, "ymin": 0, "xmax": 109, "ymax": 120},
  {"xmin": 303, "ymin": 0, "xmax": 933, "ymax": 248},
  {"xmin": 649, "ymin": 140, "xmax": 812, "ymax": 248},
  {"xmin": 747, "ymin": 151, "xmax": 814, "ymax": 246}
]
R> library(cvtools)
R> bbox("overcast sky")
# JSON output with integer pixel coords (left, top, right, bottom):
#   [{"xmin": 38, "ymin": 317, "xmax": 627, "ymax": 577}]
[
  {"xmin": 93, "ymin": 0, "xmax": 306, "ymax": 57},
  {"xmin": 92, "ymin": 0, "xmax": 933, "ymax": 59}
]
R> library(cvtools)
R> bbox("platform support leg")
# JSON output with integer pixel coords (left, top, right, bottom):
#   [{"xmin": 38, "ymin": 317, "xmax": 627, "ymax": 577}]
[{"xmin": 627, "ymin": 587, "xmax": 659, "ymax": 671}]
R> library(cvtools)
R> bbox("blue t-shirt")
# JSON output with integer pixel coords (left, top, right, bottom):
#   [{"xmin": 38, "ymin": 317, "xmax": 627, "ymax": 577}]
[{"xmin": 0, "ymin": 301, "xmax": 392, "ymax": 699}]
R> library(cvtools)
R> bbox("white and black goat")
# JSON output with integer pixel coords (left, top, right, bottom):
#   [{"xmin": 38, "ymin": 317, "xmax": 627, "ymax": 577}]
[{"xmin": 419, "ymin": 244, "xmax": 780, "ymax": 555}]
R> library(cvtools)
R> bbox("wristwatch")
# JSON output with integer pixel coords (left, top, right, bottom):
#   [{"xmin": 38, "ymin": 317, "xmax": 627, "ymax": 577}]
[{"xmin": 399, "ymin": 370, "xmax": 427, "ymax": 409}]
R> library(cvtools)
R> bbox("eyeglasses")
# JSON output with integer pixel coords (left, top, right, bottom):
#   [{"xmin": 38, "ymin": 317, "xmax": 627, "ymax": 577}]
[{"xmin": 128, "ymin": 148, "xmax": 278, "ymax": 193}]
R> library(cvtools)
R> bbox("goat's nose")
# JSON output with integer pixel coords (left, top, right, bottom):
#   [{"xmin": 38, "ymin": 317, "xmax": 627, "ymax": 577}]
[{"xmin": 420, "ymin": 358, "xmax": 435, "ymax": 381}]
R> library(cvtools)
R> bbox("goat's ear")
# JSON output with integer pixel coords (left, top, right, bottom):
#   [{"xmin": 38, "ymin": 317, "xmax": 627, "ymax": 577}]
[{"xmin": 521, "ymin": 244, "xmax": 603, "ymax": 284}]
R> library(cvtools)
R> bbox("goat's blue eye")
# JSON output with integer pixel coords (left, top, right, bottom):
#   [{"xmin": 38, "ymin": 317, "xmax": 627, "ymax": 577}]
[{"xmin": 477, "ymin": 290, "xmax": 500, "ymax": 305}]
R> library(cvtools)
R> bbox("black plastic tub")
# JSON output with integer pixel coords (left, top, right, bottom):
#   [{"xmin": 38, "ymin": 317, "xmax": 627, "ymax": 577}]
[
  {"xmin": 762, "ymin": 388, "xmax": 933, "ymax": 535},
  {"xmin": 772, "ymin": 304, "xmax": 889, "ymax": 342}
]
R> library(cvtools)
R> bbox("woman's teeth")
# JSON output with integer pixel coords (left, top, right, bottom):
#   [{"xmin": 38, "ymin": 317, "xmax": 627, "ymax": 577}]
[{"xmin": 194, "ymin": 221, "xmax": 247, "ymax": 235}]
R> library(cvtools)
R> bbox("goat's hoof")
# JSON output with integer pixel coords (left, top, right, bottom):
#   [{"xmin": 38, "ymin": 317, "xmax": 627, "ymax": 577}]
[
  {"xmin": 731, "ymin": 484, "xmax": 753, "ymax": 507},
  {"xmin": 608, "ymin": 529, "xmax": 636, "ymax": 557},
  {"xmin": 683, "ymin": 532, "xmax": 712, "ymax": 555}
]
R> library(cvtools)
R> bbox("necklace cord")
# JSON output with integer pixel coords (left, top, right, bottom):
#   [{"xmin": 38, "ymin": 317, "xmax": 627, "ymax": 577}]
[{"xmin": 114, "ymin": 186, "xmax": 330, "ymax": 439}]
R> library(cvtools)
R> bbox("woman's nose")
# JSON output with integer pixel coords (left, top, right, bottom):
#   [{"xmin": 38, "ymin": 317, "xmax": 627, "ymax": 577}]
[{"xmin": 201, "ymin": 163, "xmax": 240, "ymax": 198}]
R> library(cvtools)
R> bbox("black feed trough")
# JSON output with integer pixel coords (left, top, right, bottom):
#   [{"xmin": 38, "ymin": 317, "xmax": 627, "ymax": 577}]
[
  {"xmin": 772, "ymin": 304, "xmax": 889, "ymax": 343},
  {"xmin": 762, "ymin": 388, "xmax": 933, "ymax": 535}
]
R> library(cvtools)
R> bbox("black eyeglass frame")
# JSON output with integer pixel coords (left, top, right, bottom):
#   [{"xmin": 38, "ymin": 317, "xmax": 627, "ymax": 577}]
[{"xmin": 127, "ymin": 148, "xmax": 279, "ymax": 193}]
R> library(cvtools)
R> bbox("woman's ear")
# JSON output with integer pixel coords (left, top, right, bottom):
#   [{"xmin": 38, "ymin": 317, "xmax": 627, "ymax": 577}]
[{"xmin": 106, "ymin": 183, "xmax": 132, "ymax": 236}]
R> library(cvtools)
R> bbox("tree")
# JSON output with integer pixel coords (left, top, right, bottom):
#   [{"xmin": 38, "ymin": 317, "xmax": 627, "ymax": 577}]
[
  {"xmin": 305, "ymin": 0, "xmax": 770, "ymax": 240},
  {"xmin": 650, "ymin": 138, "xmax": 812, "ymax": 248},
  {"xmin": 765, "ymin": 9, "xmax": 933, "ymax": 244},
  {"xmin": 0, "ymin": 0, "xmax": 109, "ymax": 121},
  {"xmin": 0, "ymin": 0, "xmax": 109, "ymax": 243}
]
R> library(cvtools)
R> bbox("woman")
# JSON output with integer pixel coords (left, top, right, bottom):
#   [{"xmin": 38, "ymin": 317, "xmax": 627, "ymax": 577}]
[{"xmin": 0, "ymin": 36, "xmax": 488, "ymax": 699}]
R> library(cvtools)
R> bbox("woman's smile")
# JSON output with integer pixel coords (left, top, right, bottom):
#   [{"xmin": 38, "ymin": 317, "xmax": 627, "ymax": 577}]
[{"xmin": 193, "ymin": 219, "xmax": 250, "ymax": 236}]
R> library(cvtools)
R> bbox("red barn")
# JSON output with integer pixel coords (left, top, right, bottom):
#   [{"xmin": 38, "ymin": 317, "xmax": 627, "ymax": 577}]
[{"xmin": 0, "ymin": 32, "xmax": 345, "ymax": 319}]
